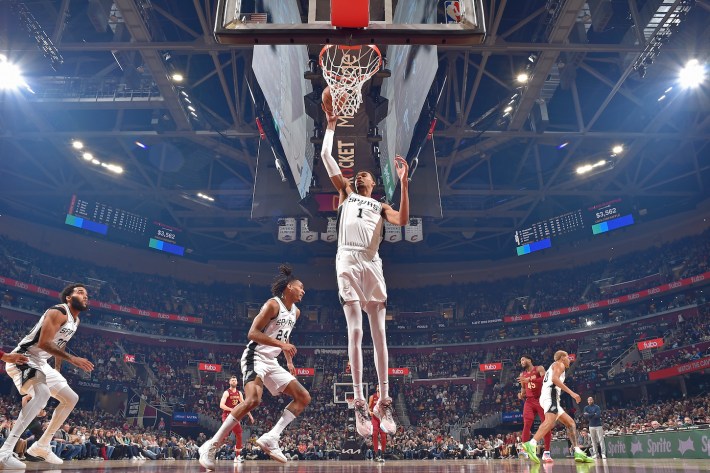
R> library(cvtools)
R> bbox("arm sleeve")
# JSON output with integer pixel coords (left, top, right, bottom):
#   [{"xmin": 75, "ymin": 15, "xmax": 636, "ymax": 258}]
[{"xmin": 320, "ymin": 129, "xmax": 342, "ymax": 177}]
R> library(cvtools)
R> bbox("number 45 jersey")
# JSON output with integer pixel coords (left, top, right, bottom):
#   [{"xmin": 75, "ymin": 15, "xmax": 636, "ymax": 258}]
[{"xmin": 245, "ymin": 297, "xmax": 296, "ymax": 360}]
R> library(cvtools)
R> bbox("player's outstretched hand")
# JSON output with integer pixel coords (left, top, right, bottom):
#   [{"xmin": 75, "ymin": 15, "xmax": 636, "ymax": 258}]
[
  {"xmin": 1, "ymin": 353, "xmax": 29, "ymax": 364},
  {"xmin": 322, "ymin": 104, "xmax": 338, "ymax": 129},
  {"xmin": 282, "ymin": 342, "xmax": 297, "ymax": 359},
  {"xmin": 70, "ymin": 356, "xmax": 94, "ymax": 373},
  {"xmin": 395, "ymin": 155, "xmax": 409, "ymax": 183}
]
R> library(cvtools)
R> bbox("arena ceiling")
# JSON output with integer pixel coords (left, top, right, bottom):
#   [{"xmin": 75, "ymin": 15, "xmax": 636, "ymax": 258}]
[{"xmin": 1, "ymin": 0, "xmax": 709, "ymax": 264}]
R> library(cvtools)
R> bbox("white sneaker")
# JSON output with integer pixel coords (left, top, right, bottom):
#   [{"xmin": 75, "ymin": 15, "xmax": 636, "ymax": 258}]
[
  {"xmin": 256, "ymin": 434, "xmax": 287, "ymax": 464},
  {"xmin": 601, "ymin": 454, "xmax": 607, "ymax": 459},
  {"xmin": 0, "ymin": 451, "xmax": 26, "ymax": 470},
  {"xmin": 234, "ymin": 455, "xmax": 244, "ymax": 463},
  {"xmin": 26, "ymin": 443, "xmax": 63, "ymax": 465},
  {"xmin": 198, "ymin": 440, "xmax": 218, "ymax": 471},
  {"xmin": 353, "ymin": 400, "xmax": 373, "ymax": 437},
  {"xmin": 373, "ymin": 397, "xmax": 396, "ymax": 434}
]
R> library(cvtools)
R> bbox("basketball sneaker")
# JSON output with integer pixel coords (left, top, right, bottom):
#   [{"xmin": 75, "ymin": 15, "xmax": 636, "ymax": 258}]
[
  {"xmin": 234, "ymin": 455, "xmax": 244, "ymax": 463},
  {"xmin": 256, "ymin": 433, "xmax": 288, "ymax": 464},
  {"xmin": 198, "ymin": 440, "xmax": 218, "ymax": 471},
  {"xmin": 574, "ymin": 450, "xmax": 595, "ymax": 463},
  {"xmin": 373, "ymin": 397, "xmax": 396, "ymax": 434},
  {"xmin": 521, "ymin": 441, "xmax": 539, "ymax": 464},
  {"xmin": 26, "ymin": 443, "xmax": 63, "ymax": 464},
  {"xmin": 353, "ymin": 399, "xmax": 373, "ymax": 437},
  {"xmin": 0, "ymin": 451, "xmax": 26, "ymax": 470},
  {"xmin": 542, "ymin": 451, "xmax": 553, "ymax": 463}
]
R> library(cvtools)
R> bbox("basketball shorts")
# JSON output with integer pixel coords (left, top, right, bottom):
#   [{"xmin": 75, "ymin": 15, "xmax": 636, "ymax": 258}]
[
  {"xmin": 6, "ymin": 359, "xmax": 69, "ymax": 396},
  {"xmin": 523, "ymin": 397, "xmax": 546, "ymax": 422},
  {"xmin": 241, "ymin": 353, "xmax": 295, "ymax": 397},
  {"xmin": 539, "ymin": 391, "xmax": 564, "ymax": 418},
  {"xmin": 336, "ymin": 249, "xmax": 387, "ymax": 304}
]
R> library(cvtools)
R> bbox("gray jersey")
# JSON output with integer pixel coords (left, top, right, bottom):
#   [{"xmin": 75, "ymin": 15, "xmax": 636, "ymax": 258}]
[
  {"xmin": 337, "ymin": 192, "xmax": 384, "ymax": 255},
  {"xmin": 13, "ymin": 304, "xmax": 77, "ymax": 365},
  {"xmin": 244, "ymin": 297, "xmax": 297, "ymax": 360}
]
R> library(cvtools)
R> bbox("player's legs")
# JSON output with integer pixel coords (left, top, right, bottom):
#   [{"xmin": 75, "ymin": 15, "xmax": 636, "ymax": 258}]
[
  {"xmin": 258, "ymin": 377, "xmax": 309, "ymax": 464},
  {"xmin": 35, "ymin": 384, "xmax": 79, "ymax": 446},
  {"xmin": 0, "ymin": 375, "xmax": 51, "ymax": 455},
  {"xmin": 522, "ymin": 400, "xmax": 535, "ymax": 442},
  {"xmin": 364, "ymin": 301, "xmax": 389, "ymax": 400},
  {"xmin": 343, "ymin": 301, "xmax": 365, "ymax": 401},
  {"xmin": 372, "ymin": 416, "xmax": 381, "ymax": 452},
  {"xmin": 530, "ymin": 399, "xmax": 553, "ymax": 458},
  {"xmin": 559, "ymin": 413, "xmax": 594, "ymax": 462}
]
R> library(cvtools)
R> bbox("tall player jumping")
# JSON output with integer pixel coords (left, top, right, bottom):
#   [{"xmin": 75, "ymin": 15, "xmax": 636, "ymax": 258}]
[
  {"xmin": 521, "ymin": 351, "xmax": 594, "ymax": 464},
  {"xmin": 518, "ymin": 355, "xmax": 553, "ymax": 463},
  {"xmin": 320, "ymin": 104, "xmax": 410, "ymax": 437},
  {"xmin": 199, "ymin": 265, "xmax": 310, "ymax": 470},
  {"xmin": 219, "ymin": 375, "xmax": 254, "ymax": 463}
]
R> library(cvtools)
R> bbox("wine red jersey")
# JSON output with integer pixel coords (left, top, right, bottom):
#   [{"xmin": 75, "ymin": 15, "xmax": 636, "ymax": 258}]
[
  {"xmin": 369, "ymin": 392, "xmax": 380, "ymax": 411},
  {"xmin": 224, "ymin": 388, "xmax": 242, "ymax": 409},
  {"xmin": 522, "ymin": 367, "xmax": 543, "ymax": 399}
]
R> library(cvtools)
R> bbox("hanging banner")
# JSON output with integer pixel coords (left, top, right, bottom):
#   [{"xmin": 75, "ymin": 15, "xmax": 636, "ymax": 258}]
[
  {"xmin": 648, "ymin": 355, "xmax": 710, "ymax": 381},
  {"xmin": 320, "ymin": 217, "xmax": 337, "ymax": 243},
  {"xmin": 637, "ymin": 338, "xmax": 664, "ymax": 350},
  {"xmin": 384, "ymin": 221, "xmax": 402, "ymax": 243},
  {"xmin": 198, "ymin": 363, "xmax": 222, "ymax": 373},
  {"xmin": 404, "ymin": 218, "xmax": 423, "ymax": 243},
  {"xmin": 277, "ymin": 218, "xmax": 297, "ymax": 243},
  {"xmin": 295, "ymin": 367, "xmax": 315, "ymax": 376},
  {"xmin": 300, "ymin": 219, "xmax": 318, "ymax": 243},
  {"xmin": 479, "ymin": 362, "xmax": 503, "ymax": 372}
]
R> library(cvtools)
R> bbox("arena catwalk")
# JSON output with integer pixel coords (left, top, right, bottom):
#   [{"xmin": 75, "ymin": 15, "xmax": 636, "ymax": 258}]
[{"xmin": 17, "ymin": 458, "xmax": 710, "ymax": 472}]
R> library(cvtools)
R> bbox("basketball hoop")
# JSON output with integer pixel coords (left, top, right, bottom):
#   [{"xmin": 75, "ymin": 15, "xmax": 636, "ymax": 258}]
[
  {"xmin": 345, "ymin": 393, "xmax": 355, "ymax": 410},
  {"xmin": 319, "ymin": 44, "xmax": 382, "ymax": 116}
]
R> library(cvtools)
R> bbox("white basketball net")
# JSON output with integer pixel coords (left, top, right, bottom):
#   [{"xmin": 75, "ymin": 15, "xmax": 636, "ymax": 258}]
[{"xmin": 320, "ymin": 44, "xmax": 382, "ymax": 117}]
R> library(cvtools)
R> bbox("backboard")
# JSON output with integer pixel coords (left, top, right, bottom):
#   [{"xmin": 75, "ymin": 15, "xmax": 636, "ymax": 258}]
[{"xmin": 216, "ymin": 0, "xmax": 486, "ymax": 45}]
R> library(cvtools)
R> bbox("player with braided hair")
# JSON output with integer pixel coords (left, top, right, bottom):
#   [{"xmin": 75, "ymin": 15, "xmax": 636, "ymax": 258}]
[{"xmin": 199, "ymin": 265, "xmax": 310, "ymax": 469}]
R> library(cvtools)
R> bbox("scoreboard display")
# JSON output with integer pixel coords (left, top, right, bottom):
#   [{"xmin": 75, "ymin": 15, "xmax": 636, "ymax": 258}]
[
  {"xmin": 65, "ymin": 195, "xmax": 185, "ymax": 256},
  {"xmin": 514, "ymin": 198, "xmax": 635, "ymax": 256}
]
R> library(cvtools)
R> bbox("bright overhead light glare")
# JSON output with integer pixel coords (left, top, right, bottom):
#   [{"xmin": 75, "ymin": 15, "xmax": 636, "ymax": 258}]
[
  {"xmin": 576, "ymin": 160, "xmax": 608, "ymax": 175},
  {"xmin": 658, "ymin": 95, "xmax": 666, "ymax": 101},
  {"xmin": 197, "ymin": 192, "xmax": 214, "ymax": 202},
  {"xmin": 557, "ymin": 141, "xmax": 569, "ymax": 149},
  {"xmin": 171, "ymin": 73, "xmax": 184, "ymax": 82},
  {"xmin": 504, "ymin": 106, "xmax": 513, "ymax": 113},
  {"xmin": 187, "ymin": 105, "xmax": 196, "ymax": 112},
  {"xmin": 72, "ymin": 140, "xmax": 84, "ymax": 150},
  {"xmin": 0, "ymin": 56, "xmax": 33, "ymax": 92},
  {"xmin": 516, "ymin": 73, "xmax": 529, "ymax": 83},
  {"xmin": 91, "ymin": 159, "xmax": 100, "ymax": 165},
  {"xmin": 664, "ymin": 86, "xmax": 673, "ymax": 93},
  {"xmin": 82, "ymin": 152, "xmax": 93, "ymax": 161},
  {"xmin": 678, "ymin": 59, "xmax": 706, "ymax": 88},
  {"xmin": 180, "ymin": 90, "xmax": 188, "ymax": 97},
  {"xmin": 612, "ymin": 145, "xmax": 623, "ymax": 154},
  {"xmin": 183, "ymin": 97, "xmax": 191, "ymax": 103},
  {"xmin": 586, "ymin": 320, "xmax": 594, "ymax": 326},
  {"xmin": 135, "ymin": 141, "xmax": 147, "ymax": 149}
]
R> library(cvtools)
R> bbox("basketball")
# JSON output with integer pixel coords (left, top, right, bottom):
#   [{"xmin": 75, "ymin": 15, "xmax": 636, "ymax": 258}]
[{"xmin": 322, "ymin": 86, "xmax": 334, "ymax": 114}]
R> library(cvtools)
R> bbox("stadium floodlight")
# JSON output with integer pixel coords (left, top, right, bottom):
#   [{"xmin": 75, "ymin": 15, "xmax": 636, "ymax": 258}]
[
  {"xmin": 516, "ymin": 73, "xmax": 529, "ymax": 83},
  {"xmin": 171, "ymin": 73, "xmax": 184, "ymax": 82},
  {"xmin": 576, "ymin": 159, "xmax": 608, "ymax": 175},
  {"xmin": 72, "ymin": 140, "xmax": 84, "ymax": 150},
  {"xmin": 82, "ymin": 152, "xmax": 93, "ymax": 161},
  {"xmin": 0, "ymin": 55, "xmax": 33, "ymax": 92},
  {"xmin": 612, "ymin": 145, "xmax": 624, "ymax": 155},
  {"xmin": 678, "ymin": 59, "xmax": 706, "ymax": 89}
]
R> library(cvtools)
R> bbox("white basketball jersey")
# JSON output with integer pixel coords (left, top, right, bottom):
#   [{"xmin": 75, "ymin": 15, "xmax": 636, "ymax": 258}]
[
  {"xmin": 337, "ymin": 192, "xmax": 384, "ymax": 255},
  {"xmin": 541, "ymin": 362, "xmax": 565, "ymax": 403},
  {"xmin": 244, "ymin": 297, "xmax": 297, "ymax": 360},
  {"xmin": 13, "ymin": 304, "xmax": 78, "ymax": 364}
]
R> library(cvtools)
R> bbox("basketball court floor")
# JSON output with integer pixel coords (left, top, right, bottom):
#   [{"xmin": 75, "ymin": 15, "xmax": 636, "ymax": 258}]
[{"xmin": 17, "ymin": 458, "xmax": 710, "ymax": 473}]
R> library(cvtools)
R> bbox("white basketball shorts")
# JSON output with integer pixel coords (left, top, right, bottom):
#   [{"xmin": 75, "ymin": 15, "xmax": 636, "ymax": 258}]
[
  {"xmin": 336, "ymin": 249, "xmax": 387, "ymax": 304},
  {"xmin": 241, "ymin": 352, "xmax": 295, "ymax": 397},
  {"xmin": 6, "ymin": 359, "xmax": 69, "ymax": 396}
]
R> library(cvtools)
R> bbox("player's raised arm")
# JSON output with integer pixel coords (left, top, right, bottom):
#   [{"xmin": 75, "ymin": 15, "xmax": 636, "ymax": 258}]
[
  {"xmin": 382, "ymin": 156, "xmax": 410, "ymax": 226},
  {"xmin": 320, "ymin": 106, "xmax": 352, "ymax": 200}
]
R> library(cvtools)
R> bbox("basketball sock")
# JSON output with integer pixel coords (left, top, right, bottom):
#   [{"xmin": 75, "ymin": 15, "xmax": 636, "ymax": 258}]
[
  {"xmin": 365, "ymin": 302, "xmax": 389, "ymax": 399},
  {"xmin": 0, "ymin": 383, "xmax": 51, "ymax": 454},
  {"xmin": 528, "ymin": 438, "xmax": 538, "ymax": 447},
  {"xmin": 37, "ymin": 385, "xmax": 78, "ymax": 447},
  {"xmin": 343, "ymin": 301, "xmax": 365, "ymax": 400},
  {"xmin": 213, "ymin": 415, "xmax": 239, "ymax": 444},
  {"xmin": 267, "ymin": 409, "xmax": 296, "ymax": 437}
]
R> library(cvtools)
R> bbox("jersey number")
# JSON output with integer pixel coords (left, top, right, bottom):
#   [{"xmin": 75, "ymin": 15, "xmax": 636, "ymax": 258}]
[
  {"xmin": 356, "ymin": 208, "xmax": 363, "ymax": 218},
  {"xmin": 527, "ymin": 382, "xmax": 536, "ymax": 389},
  {"xmin": 275, "ymin": 329, "xmax": 290, "ymax": 342}
]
